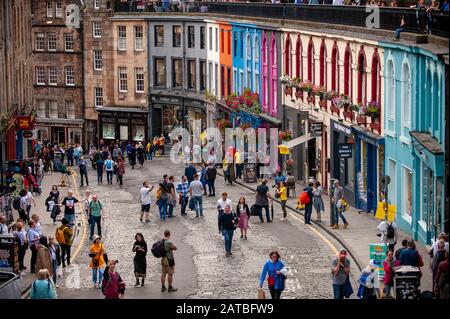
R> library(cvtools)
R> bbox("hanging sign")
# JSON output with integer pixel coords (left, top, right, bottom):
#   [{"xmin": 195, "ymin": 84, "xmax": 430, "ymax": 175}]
[{"xmin": 278, "ymin": 145, "xmax": 289, "ymax": 155}]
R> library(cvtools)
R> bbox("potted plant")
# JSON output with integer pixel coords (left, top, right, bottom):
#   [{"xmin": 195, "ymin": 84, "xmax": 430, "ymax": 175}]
[
  {"xmin": 300, "ymin": 81, "xmax": 313, "ymax": 93},
  {"xmin": 286, "ymin": 159, "xmax": 294, "ymax": 172},
  {"xmin": 279, "ymin": 130, "xmax": 293, "ymax": 141},
  {"xmin": 205, "ymin": 90, "xmax": 217, "ymax": 103},
  {"xmin": 364, "ymin": 101, "xmax": 380, "ymax": 118}
]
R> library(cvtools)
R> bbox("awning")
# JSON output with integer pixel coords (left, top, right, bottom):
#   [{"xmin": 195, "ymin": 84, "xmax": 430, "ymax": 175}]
[
  {"xmin": 259, "ymin": 113, "xmax": 282, "ymax": 127},
  {"xmin": 410, "ymin": 131, "xmax": 443, "ymax": 154},
  {"xmin": 95, "ymin": 106, "xmax": 148, "ymax": 113},
  {"xmin": 351, "ymin": 125, "xmax": 384, "ymax": 146},
  {"xmin": 36, "ymin": 118, "xmax": 84, "ymax": 126}
]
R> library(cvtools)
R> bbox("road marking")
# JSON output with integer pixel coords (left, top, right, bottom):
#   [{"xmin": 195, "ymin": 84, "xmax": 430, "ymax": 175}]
[{"xmin": 68, "ymin": 169, "xmax": 88, "ymax": 262}]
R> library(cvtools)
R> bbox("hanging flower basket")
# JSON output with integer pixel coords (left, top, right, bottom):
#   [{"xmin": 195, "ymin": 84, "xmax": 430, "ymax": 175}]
[
  {"xmin": 279, "ymin": 130, "xmax": 293, "ymax": 141},
  {"xmin": 307, "ymin": 95, "xmax": 314, "ymax": 104},
  {"xmin": 330, "ymin": 104, "xmax": 340, "ymax": 115},
  {"xmin": 364, "ymin": 101, "xmax": 380, "ymax": 118},
  {"xmin": 356, "ymin": 114, "xmax": 367, "ymax": 125},
  {"xmin": 239, "ymin": 122, "xmax": 252, "ymax": 131},
  {"xmin": 319, "ymin": 100, "xmax": 327, "ymax": 108},
  {"xmin": 295, "ymin": 90, "xmax": 304, "ymax": 100},
  {"xmin": 286, "ymin": 159, "xmax": 294, "ymax": 171},
  {"xmin": 284, "ymin": 87, "xmax": 293, "ymax": 96}
]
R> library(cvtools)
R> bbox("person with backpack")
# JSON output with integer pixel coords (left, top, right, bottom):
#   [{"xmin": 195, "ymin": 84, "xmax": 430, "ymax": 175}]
[
  {"xmin": 55, "ymin": 218, "xmax": 74, "ymax": 268},
  {"xmin": 331, "ymin": 180, "xmax": 348, "ymax": 229},
  {"xmin": 157, "ymin": 175, "xmax": 171, "ymax": 221},
  {"xmin": 132, "ymin": 233, "xmax": 147, "ymax": 287},
  {"xmin": 102, "ymin": 260, "xmax": 125, "ymax": 299},
  {"xmin": 255, "ymin": 179, "xmax": 272, "ymax": 223},
  {"xmin": 88, "ymin": 194, "xmax": 104, "ymax": 240},
  {"xmin": 154, "ymin": 229, "xmax": 177, "ymax": 292},
  {"xmin": 13, "ymin": 221, "xmax": 28, "ymax": 274},
  {"xmin": 377, "ymin": 219, "xmax": 398, "ymax": 252},
  {"xmin": 30, "ymin": 269, "xmax": 57, "ymax": 299},
  {"xmin": 205, "ymin": 161, "xmax": 217, "ymax": 196},
  {"xmin": 96, "ymin": 157, "xmax": 104, "ymax": 184},
  {"xmin": 300, "ymin": 182, "xmax": 314, "ymax": 225},
  {"xmin": 28, "ymin": 219, "xmax": 41, "ymax": 273},
  {"xmin": 78, "ymin": 156, "xmax": 89, "ymax": 187},
  {"xmin": 382, "ymin": 250, "xmax": 400, "ymax": 298},
  {"xmin": 89, "ymin": 235, "xmax": 107, "ymax": 289},
  {"xmin": 176, "ymin": 176, "xmax": 189, "ymax": 216},
  {"xmin": 259, "ymin": 251, "xmax": 287, "ymax": 299},
  {"xmin": 357, "ymin": 259, "xmax": 381, "ymax": 299},
  {"xmin": 104, "ymin": 156, "xmax": 115, "ymax": 185}
]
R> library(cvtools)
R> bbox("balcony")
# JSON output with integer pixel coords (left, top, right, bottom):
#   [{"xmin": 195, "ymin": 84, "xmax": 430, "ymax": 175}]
[{"xmin": 113, "ymin": 1, "xmax": 449, "ymax": 38}]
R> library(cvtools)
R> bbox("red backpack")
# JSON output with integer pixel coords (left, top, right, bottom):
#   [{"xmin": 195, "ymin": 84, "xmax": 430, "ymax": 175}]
[{"xmin": 299, "ymin": 191, "xmax": 310, "ymax": 205}]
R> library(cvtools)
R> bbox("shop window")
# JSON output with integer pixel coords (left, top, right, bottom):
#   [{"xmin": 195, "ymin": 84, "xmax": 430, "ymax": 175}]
[
  {"xmin": 66, "ymin": 101, "xmax": 75, "ymax": 119},
  {"xmin": 49, "ymin": 101, "xmax": 58, "ymax": 119},
  {"xmin": 154, "ymin": 58, "xmax": 166, "ymax": 87},
  {"xmin": 120, "ymin": 126, "xmax": 128, "ymax": 140},
  {"xmin": 132, "ymin": 126, "xmax": 145, "ymax": 142},
  {"xmin": 102, "ymin": 123, "xmax": 115, "ymax": 140},
  {"xmin": 173, "ymin": 26, "xmax": 181, "ymax": 47},
  {"xmin": 386, "ymin": 59, "xmax": 396, "ymax": 134},
  {"xmin": 403, "ymin": 166, "xmax": 413, "ymax": 220},
  {"xmin": 155, "ymin": 25, "xmax": 164, "ymax": 47}
]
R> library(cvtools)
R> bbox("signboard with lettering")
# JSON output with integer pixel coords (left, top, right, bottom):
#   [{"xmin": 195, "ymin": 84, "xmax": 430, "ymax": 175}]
[
  {"xmin": 0, "ymin": 236, "xmax": 18, "ymax": 273},
  {"xmin": 310, "ymin": 122, "xmax": 323, "ymax": 137},
  {"xmin": 17, "ymin": 116, "xmax": 36, "ymax": 130},
  {"xmin": 338, "ymin": 143, "xmax": 353, "ymax": 158},
  {"xmin": 375, "ymin": 202, "xmax": 396, "ymax": 222}
]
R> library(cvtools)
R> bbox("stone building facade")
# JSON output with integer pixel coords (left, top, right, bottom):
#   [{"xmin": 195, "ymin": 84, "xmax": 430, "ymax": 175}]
[{"xmin": 32, "ymin": 0, "xmax": 84, "ymax": 147}]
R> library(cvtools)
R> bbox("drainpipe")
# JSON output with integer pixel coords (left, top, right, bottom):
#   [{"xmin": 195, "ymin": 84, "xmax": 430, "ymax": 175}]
[
  {"xmin": 80, "ymin": 22, "xmax": 86, "ymax": 149},
  {"xmin": 147, "ymin": 20, "xmax": 153, "ymax": 139},
  {"xmin": 182, "ymin": 21, "xmax": 187, "ymax": 130}
]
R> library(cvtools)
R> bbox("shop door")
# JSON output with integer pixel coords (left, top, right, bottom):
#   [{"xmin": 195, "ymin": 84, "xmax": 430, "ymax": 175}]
[
  {"xmin": 333, "ymin": 131, "xmax": 341, "ymax": 181},
  {"xmin": 153, "ymin": 108, "xmax": 162, "ymax": 138},
  {"xmin": 367, "ymin": 144, "xmax": 377, "ymax": 212},
  {"xmin": 307, "ymin": 138, "xmax": 316, "ymax": 180}
]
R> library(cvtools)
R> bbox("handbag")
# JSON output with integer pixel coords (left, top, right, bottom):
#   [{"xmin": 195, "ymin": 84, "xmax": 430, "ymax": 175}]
[
  {"xmin": 258, "ymin": 288, "xmax": 266, "ymax": 299},
  {"xmin": 344, "ymin": 275, "xmax": 354, "ymax": 298}
]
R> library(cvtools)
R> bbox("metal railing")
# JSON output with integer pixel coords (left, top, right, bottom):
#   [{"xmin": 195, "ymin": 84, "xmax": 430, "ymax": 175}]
[{"xmin": 114, "ymin": 1, "xmax": 449, "ymax": 38}]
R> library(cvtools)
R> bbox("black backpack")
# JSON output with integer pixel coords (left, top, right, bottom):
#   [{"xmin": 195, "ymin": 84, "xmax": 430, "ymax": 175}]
[
  {"xmin": 151, "ymin": 239, "xmax": 166, "ymax": 258},
  {"xmin": 386, "ymin": 222, "xmax": 395, "ymax": 239},
  {"xmin": 13, "ymin": 198, "xmax": 21, "ymax": 211},
  {"xmin": 206, "ymin": 166, "xmax": 217, "ymax": 180}
]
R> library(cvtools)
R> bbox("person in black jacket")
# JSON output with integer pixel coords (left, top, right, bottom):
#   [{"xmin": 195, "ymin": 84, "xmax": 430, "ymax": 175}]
[
  {"xmin": 218, "ymin": 204, "xmax": 238, "ymax": 257},
  {"xmin": 48, "ymin": 236, "xmax": 62, "ymax": 287},
  {"xmin": 205, "ymin": 161, "xmax": 217, "ymax": 196},
  {"xmin": 185, "ymin": 162, "xmax": 197, "ymax": 184},
  {"xmin": 303, "ymin": 182, "xmax": 314, "ymax": 225}
]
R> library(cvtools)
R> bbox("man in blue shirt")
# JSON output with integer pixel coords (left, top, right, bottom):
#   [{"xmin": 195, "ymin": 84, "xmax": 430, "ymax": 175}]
[
  {"xmin": 185, "ymin": 162, "xmax": 197, "ymax": 185},
  {"xmin": 303, "ymin": 182, "xmax": 314, "ymax": 225},
  {"xmin": 399, "ymin": 239, "xmax": 424, "ymax": 268},
  {"xmin": 78, "ymin": 156, "xmax": 89, "ymax": 187},
  {"xmin": 176, "ymin": 175, "xmax": 190, "ymax": 216}
]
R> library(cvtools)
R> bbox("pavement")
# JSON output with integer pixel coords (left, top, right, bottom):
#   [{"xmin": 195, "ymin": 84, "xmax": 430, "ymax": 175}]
[{"xmin": 229, "ymin": 174, "xmax": 434, "ymax": 293}]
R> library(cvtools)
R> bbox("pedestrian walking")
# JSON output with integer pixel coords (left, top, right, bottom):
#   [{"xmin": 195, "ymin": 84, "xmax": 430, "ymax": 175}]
[
  {"xmin": 432, "ymin": 240, "xmax": 447, "ymax": 292},
  {"xmin": 102, "ymin": 260, "xmax": 126, "ymax": 299},
  {"xmin": 82, "ymin": 190, "xmax": 91, "ymax": 222},
  {"xmin": 31, "ymin": 214, "xmax": 43, "ymax": 236},
  {"xmin": 303, "ymin": 182, "xmax": 314, "ymax": 225},
  {"xmin": 200, "ymin": 164, "xmax": 208, "ymax": 196},
  {"xmin": 157, "ymin": 175, "xmax": 170, "ymax": 221},
  {"xmin": 255, "ymin": 179, "xmax": 272, "ymax": 223},
  {"xmin": 129, "ymin": 144, "xmax": 137, "ymax": 169},
  {"xmin": 116, "ymin": 157, "xmax": 125, "ymax": 186},
  {"xmin": 166, "ymin": 176, "xmax": 177, "ymax": 218},
  {"xmin": 430, "ymin": 233, "xmax": 449, "ymax": 258},
  {"xmin": 278, "ymin": 182, "xmax": 288, "ymax": 221},
  {"xmin": 137, "ymin": 143, "xmax": 145, "ymax": 168},
  {"xmin": 331, "ymin": 180, "xmax": 349, "ymax": 229},
  {"xmin": 78, "ymin": 156, "xmax": 89, "ymax": 187},
  {"xmin": 185, "ymin": 162, "xmax": 197, "ymax": 185},
  {"xmin": 48, "ymin": 236, "xmax": 62, "ymax": 287},
  {"xmin": 205, "ymin": 161, "xmax": 217, "ymax": 196},
  {"xmin": 89, "ymin": 235, "xmax": 106, "ymax": 289},
  {"xmin": 112, "ymin": 144, "xmax": 122, "ymax": 162},
  {"xmin": 357, "ymin": 259, "xmax": 381, "ymax": 299},
  {"xmin": 146, "ymin": 141, "xmax": 153, "ymax": 160},
  {"xmin": 24, "ymin": 186, "xmax": 36, "ymax": 222},
  {"xmin": 189, "ymin": 173, "xmax": 204, "ymax": 218},
  {"xmin": 88, "ymin": 194, "xmax": 103, "ymax": 240},
  {"xmin": 382, "ymin": 250, "xmax": 400, "ymax": 298},
  {"xmin": 105, "ymin": 156, "xmax": 115, "ymax": 185},
  {"xmin": 434, "ymin": 252, "xmax": 449, "ymax": 299},
  {"xmin": 73, "ymin": 143, "xmax": 83, "ymax": 165},
  {"xmin": 139, "ymin": 181, "xmax": 154, "ymax": 222},
  {"xmin": 274, "ymin": 171, "xmax": 286, "ymax": 187},
  {"xmin": 133, "ymin": 233, "xmax": 147, "ymax": 287},
  {"xmin": 377, "ymin": 219, "xmax": 398, "ymax": 252},
  {"xmin": 313, "ymin": 181, "xmax": 324, "ymax": 222},
  {"xmin": 30, "ymin": 269, "xmax": 57, "ymax": 299},
  {"xmin": 159, "ymin": 134, "xmax": 165, "ymax": 155},
  {"xmin": 160, "ymin": 229, "xmax": 177, "ymax": 292},
  {"xmin": 18, "ymin": 189, "xmax": 29, "ymax": 222},
  {"xmin": 395, "ymin": 239, "xmax": 408, "ymax": 260},
  {"xmin": 55, "ymin": 218, "xmax": 73, "ymax": 268},
  {"xmin": 67, "ymin": 145, "xmax": 74, "ymax": 166},
  {"xmin": 331, "ymin": 249, "xmax": 351, "ymax": 299},
  {"xmin": 96, "ymin": 157, "xmax": 104, "ymax": 184},
  {"xmin": 176, "ymin": 176, "xmax": 189, "ymax": 216},
  {"xmin": 36, "ymin": 236, "xmax": 53, "ymax": 279},
  {"xmin": 259, "ymin": 251, "xmax": 287, "ymax": 299},
  {"xmin": 399, "ymin": 239, "xmax": 424, "ymax": 281},
  {"xmin": 27, "ymin": 219, "xmax": 41, "ymax": 273},
  {"xmin": 47, "ymin": 185, "xmax": 61, "ymax": 224},
  {"xmin": 236, "ymin": 197, "xmax": 250, "ymax": 239},
  {"xmin": 218, "ymin": 204, "xmax": 238, "ymax": 257},
  {"xmin": 61, "ymin": 190, "xmax": 79, "ymax": 227},
  {"xmin": 234, "ymin": 149, "xmax": 243, "ymax": 179},
  {"xmin": 13, "ymin": 221, "xmax": 28, "ymax": 273}
]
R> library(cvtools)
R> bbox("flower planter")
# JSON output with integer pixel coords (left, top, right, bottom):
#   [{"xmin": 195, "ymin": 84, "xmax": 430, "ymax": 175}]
[
  {"xmin": 319, "ymin": 100, "xmax": 327, "ymax": 110},
  {"xmin": 370, "ymin": 118, "xmax": 381, "ymax": 132},
  {"xmin": 284, "ymin": 87, "xmax": 292, "ymax": 96},
  {"xmin": 356, "ymin": 114, "xmax": 367, "ymax": 126},
  {"xmin": 307, "ymin": 96, "xmax": 314, "ymax": 104},
  {"xmin": 295, "ymin": 90, "xmax": 303, "ymax": 100},
  {"xmin": 343, "ymin": 109, "xmax": 353, "ymax": 121},
  {"xmin": 330, "ymin": 104, "xmax": 340, "ymax": 116}
]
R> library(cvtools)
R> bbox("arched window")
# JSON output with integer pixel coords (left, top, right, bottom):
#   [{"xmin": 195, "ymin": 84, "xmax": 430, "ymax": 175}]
[
  {"xmin": 270, "ymin": 35, "xmax": 278, "ymax": 116},
  {"xmin": 357, "ymin": 48, "xmax": 366, "ymax": 104},
  {"xmin": 401, "ymin": 62, "xmax": 411, "ymax": 138},
  {"xmin": 254, "ymin": 35, "xmax": 259, "ymax": 62},
  {"xmin": 307, "ymin": 39, "xmax": 314, "ymax": 83},
  {"xmin": 295, "ymin": 36, "xmax": 302, "ymax": 79},
  {"xmin": 385, "ymin": 59, "xmax": 395, "ymax": 133},
  {"xmin": 331, "ymin": 43, "xmax": 339, "ymax": 92},
  {"xmin": 247, "ymin": 34, "xmax": 251, "ymax": 60},
  {"xmin": 319, "ymin": 40, "xmax": 326, "ymax": 88},
  {"xmin": 285, "ymin": 35, "xmax": 291, "ymax": 76},
  {"xmin": 262, "ymin": 33, "xmax": 268, "ymax": 113},
  {"xmin": 371, "ymin": 50, "xmax": 381, "ymax": 104},
  {"xmin": 343, "ymin": 44, "xmax": 352, "ymax": 98}
]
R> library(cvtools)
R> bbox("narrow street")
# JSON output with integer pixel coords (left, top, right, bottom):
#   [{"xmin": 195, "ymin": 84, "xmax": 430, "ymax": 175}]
[{"xmin": 55, "ymin": 154, "xmax": 348, "ymax": 299}]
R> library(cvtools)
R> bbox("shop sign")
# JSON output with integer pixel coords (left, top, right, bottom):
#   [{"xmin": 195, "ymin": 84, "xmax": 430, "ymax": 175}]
[
  {"xmin": 0, "ymin": 235, "xmax": 18, "ymax": 272},
  {"xmin": 332, "ymin": 121, "xmax": 352, "ymax": 137},
  {"xmin": 369, "ymin": 243, "xmax": 388, "ymax": 279},
  {"xmin": 338, "ymin": 143, "xmax": 353, "ymax": 158},
  {"xmin": 17, "ymin": 116, "xmax": 35, "ymax": 130},
  {"xmin": 375, "ymin": 202, "xmax": 396, "ymax": 222},
  {"xmin": 278, "ymin": 145, "xmax": 289, "ymax": 155},
  {"xmin": 310, "ymin": 122, "xmax": 323, "ymax": 137}
]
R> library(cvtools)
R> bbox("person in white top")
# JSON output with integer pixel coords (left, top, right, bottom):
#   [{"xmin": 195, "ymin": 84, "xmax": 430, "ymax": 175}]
[
  {"xmin": 139, "ymin": 181, "xmax": 154, "ymax": 222},
  {"xmin": 83, "ymin": 190, "xmax": 91, "ymax": 219},
  {"xmin": 25, "ymin": 186, "xmax": 36, "ymax": 221},
  {"xmin": 0, "ymin": 214, "xmax": 9, "ymax": 235},
  {"xmin": 430, "ymin": 233, "xmax": 449, "ymax": 257},
  {"xmin": 217, "ymin": 192, "xmax": 232, "ymax": 212},
  {"xmin": 376, "ymin": 220, "xmax": 398, "ymax": 252},
  {"xmin": 358, "ymin": 259, "xmax": 381, "ymax": 299}
]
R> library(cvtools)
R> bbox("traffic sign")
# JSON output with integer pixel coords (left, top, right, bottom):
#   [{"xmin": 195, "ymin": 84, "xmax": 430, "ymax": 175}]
[{"xmin": 338, "ymin": 143, "xmax": 353, "ymax": 158}]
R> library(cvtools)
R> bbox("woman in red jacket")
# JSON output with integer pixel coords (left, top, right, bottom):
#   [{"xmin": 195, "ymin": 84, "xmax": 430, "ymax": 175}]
[{"xmin": 382, "ymin": 250, "xmax": 400, "ymax": 298}]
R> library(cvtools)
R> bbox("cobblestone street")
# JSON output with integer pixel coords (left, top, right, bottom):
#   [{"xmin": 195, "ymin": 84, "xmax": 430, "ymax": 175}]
[{"xmin": 56, "ymin": 154, "xmax": 349, "ymax": 299}]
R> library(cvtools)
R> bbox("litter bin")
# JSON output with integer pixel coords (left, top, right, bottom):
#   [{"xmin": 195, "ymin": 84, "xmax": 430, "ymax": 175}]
[
  {"xmin": 394, "ymin": 265, "xmax": 421, "ymax": 299},
  {"xmin": 244, "ymin": 163, "xmax": 257, "ymax": 183},
  {"xmin": 0, "ymin": 271, "xmax": 22, "ymax": 299},
  {"xmin": 53, "ymin": 152, "xmax": 62, "ymax": 172},
  {"xmin": 0, "ymin": 235, "xmax": 19, "ymax": 273}
]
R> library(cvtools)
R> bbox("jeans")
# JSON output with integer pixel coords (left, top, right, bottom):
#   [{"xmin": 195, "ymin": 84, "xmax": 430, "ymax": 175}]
[
  {"xmin": 61, "ymin": 244, "xmax": 71, "ymax": 266},
  {"xmin": 118, "ymin": 174, "xmax": 123, "ymax": 186},
  {"xmin": 90, "ymin": 215, "xmax": 102, "ymax": 237},
  {"xmin": 80, "ymin": 172, "xmax": 89, "ymax": 186},
  {"xmin": 333, "ymin": 284, "xmax": 345, "ymax": 299},
  {"xmin": 236, "ymin": 164, "xmax": 243, "ymax": 179},
  {"xmin": 97, "ymin": 172, "xmax": 103, "ymax": 183},
  {"xmin": 192, "ymin": 196, "xmax": 203, "ymax": 217},
  {"xmin": 106, "ymin": 171, "xmax": 113, "ymax": 184},
  {"xmin": 74, "ymin": 156, "xmax": 80, "ymax": 165},
  {"xmin": 304, "ymin": 204, "xmax": 313, "ymax": 224},
  {"xmin": 158, "ymin": 198, "xmax": 168, "ymax": 220},
  {"xmin": 92, "ymin": 267, "xmax": 105, "ymax": 284},
  {"xmin": 168, "ymin": 205, "xmax": 174, "ymax": 218},
  {"xmin": 281, "ymin": 200, "xmax": 287, "ymax": 218},
  {"xmin": 333, "ymin": 204, "xmax": 348, "ymax": 225},
  {"xmin": 257, "ymin": 205, "xmax": 271, "ymax": 222},
  {"xmin": 52, "ymin": 259, "xmax": 58, "ymax": 284},
  {"xmin": 207, "ymin": 179, "xmax": 215, "ymax": 196},
  {"xmin": 30, "ymin": 245, "xmax": 38, "ymax": 272},
  {"xmin": 147, "ymin": 151, "xmax": 152, "ymax": 160},
  {"xmin": 64, "ymin": 213, "xmax": 76, "ymax": 227},
  {"xmin": 269, "ymin": 287, "xmax": 282, "ymax": 299},
  {"xmin": 395, "ymin": 27, "xmax": 404, "ymax": 39},
  {"xmin": 18, "ymin": 245, "xmax": 26, "ymax": 271},
  {"xmin": 68, "ymin": 156, "xmax": 73, "ymax": 166},
  {"xmin": 222, "ymin": 228, "xmax": 234, "ymax": 253},
  {"xmin": 383, "ymin": 284, "xmax": 394, "ymax": 298},
  {"xmin": 180, "ymin": 196, "xmax": 188, "ymax": 215}
]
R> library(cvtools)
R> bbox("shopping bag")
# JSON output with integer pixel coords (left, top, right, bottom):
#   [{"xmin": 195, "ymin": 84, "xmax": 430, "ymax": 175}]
[
  {"xmin": 258, "ymin": 289, "xmax": 266, "ymax": 299},
  {"xmin": 188, "ymin": 197, "xmax": 195, "ymax": 211},
  {"xmin": 271, "ymin": 204, "xmax": 274, "ymax": 220}
]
